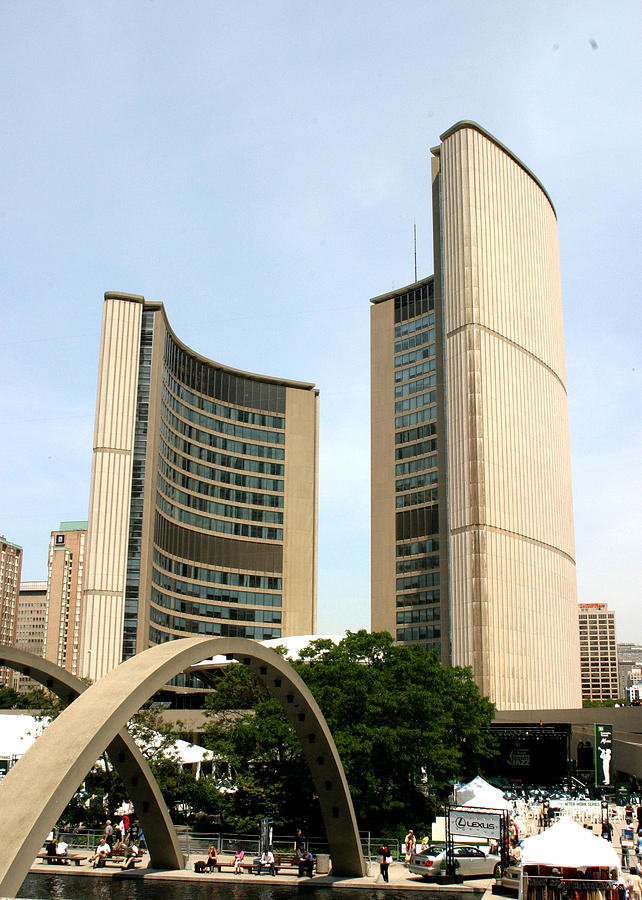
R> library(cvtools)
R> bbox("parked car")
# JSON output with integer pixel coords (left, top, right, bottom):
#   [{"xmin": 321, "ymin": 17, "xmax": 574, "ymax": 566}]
[
  {"xmin": 408, "ymin": 844, "xmax": 501, "ymax": 879},
  {"xmin": 491, "ymin": 864, "xmax": 521, "ymax": 896}
]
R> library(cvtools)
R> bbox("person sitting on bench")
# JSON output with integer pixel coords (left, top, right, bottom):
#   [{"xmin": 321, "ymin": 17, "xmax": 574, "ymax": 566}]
[
  {"xmin": 90, "ymin": 839, "xmax": 111, "ymax": 868},
  {"xmin": 121, "ymin": 840, "xmax": 139, "ymax": 869},
  {"xmin": 257, "ymin": 847, "xmax": 276, "ymax": 876},
  {"xmin": 298, "ymin": 849, "xmax": 314, "ymax": 877},
  {"xmin": 205, "ymin": 845, "xmax": 218, "ymax": 871}
]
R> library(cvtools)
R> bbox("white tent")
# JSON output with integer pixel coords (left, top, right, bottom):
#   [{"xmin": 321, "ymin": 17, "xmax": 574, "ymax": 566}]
[
  {"xmin": 521, "ymin": 816, "xmax": 620, "ymax": 869},
  {"xmin": 456, "ymin": 776, "xmax": 512, "ymax": 810},
  {"xmin": 0, "ymin": 713, "xmax": 48, "ymax": 759}
]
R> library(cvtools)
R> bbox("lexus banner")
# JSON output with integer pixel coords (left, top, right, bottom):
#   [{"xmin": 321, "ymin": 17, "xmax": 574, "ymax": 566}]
[{"xmin": 448, "ymin": 808, "xmax": 502, "ymax": 840}]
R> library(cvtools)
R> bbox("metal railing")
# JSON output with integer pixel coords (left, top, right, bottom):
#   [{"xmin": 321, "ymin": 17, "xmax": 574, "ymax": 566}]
[{"xmin": 50, "ymin": 827, "xmax": 403, "ymax": 863}]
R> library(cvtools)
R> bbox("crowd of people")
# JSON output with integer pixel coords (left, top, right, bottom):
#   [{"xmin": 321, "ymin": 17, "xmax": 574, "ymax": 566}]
[{"xmin": 87, "ymin": 814, "xmax": 144, "ymax": 869}]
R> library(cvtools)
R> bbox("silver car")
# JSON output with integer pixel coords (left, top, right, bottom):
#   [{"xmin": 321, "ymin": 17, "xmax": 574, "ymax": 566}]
[{"xmin": 408, "ymin": 844, "xmax": 501, "ymax": 879}]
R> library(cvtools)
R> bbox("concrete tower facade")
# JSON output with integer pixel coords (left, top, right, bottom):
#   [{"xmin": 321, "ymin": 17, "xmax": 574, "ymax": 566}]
[
  {"xmin": 371, "ymin": 122, "xmax": 581, "ymax": 710},
  {"xmin": 81, "ymin": 292, "xmax": 318, "ymax": 681}
]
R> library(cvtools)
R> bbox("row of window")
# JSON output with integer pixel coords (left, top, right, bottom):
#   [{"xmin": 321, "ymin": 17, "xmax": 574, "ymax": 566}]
[
  {"xmin": 396, "ymin": 470, "xmax": 438, "ymax": 493},
  {"xmin": 156, "ymin": 493, "xmax": 282, "ymax": 541},
  {"xmin": 394, "ymin": 334, "xmax": 436, "ymax": 367},
  {"xmin": 395, "ymin": 422, "xmax": 437, "ymax": 445},
  {"xmin": 160, "ymin": 421, "xmax": 284, "ymax": 476},
  {"xmin": 150, "ymin": 622, "xmax": 281, "ymax": 643},
  {"xmin": 151, "ymin": 587, "xmax": 282, "ymax": 620},
  {"xmin": 396, "ymin": 554, "xmax": 440, "ymax": 575},
  {"xmin": 164, "ymin": 372, "xmax": 285, "ymax": 429},
  {"xmin": 395, "ymin": 454, "xmax": 438, "ymax": 477},
  {"xmin": 396, "ymin": 607, "xmax": 441, "ymax": 624},
  {"xmin": 162, "ymin": 381, "xmax": 285, "ymax": 445},
  {"xmin": 157, "ymin": 474, "xmax": 284, "ymax": 524},
  {"xmin": 160, "ymin": 438, "xmax": 283, "ymax": 493},
  {"xmin": 396, "ymin": 589, "xmax": 440, "ymax": 608},
  {"xmin": 394, "ymin": 374, "xmax": 437, "ymax": 399},
  {"xmin": 394, "ymin": 355, "xmax": 436, "ymax": 384},
  {"xmin": 162, "ymin": 405, "xmax": 285, "ymax": 460},
  {"xmin": 152, "ymin": 569, "xmax": 281, "ymax": 608},
  {"xmin": 158, "ymin": 457, "xmax": 283, "ymax": 509},
  {"xmin": 396, "ymin": 486, "xmax": 438, "ymax": 509},
  {"xmin": 396, "ymin": 625, "xmax": 441, "ymax": 641},
  {"xmin": 397, "ymin": 571, "xmax": 440, "ymax": 591},
  {"xmin": 395, "ymin": 438, "xmax": 437, "ymax": 461},
  {"xmin": 394, "ymin": 310, "xmax": 435, "ymax": 339},
  {"xmin": 164, "ymin": 335, "xmax": 286, "ymax": 414},
  {"xmin": 395, "ymin": 404, "xmax": 437, "ymax": 430},
  {"xmin": 393, "ymin": 283, "xmax": 433, "ymax": 324},
  {"xmin": 153, "ymin": 550, "xmax": 281, "ymax": 590},
  {"xmin": 394, "ymin": 326, "xmax": 436, "ymax": 356},
  {"xmin": 397, "ymin": 538, "xmax": 439, "ymax": 558},
  {"xmin": 395, "ymin": 390, "xmax": 436, "ymax": 415}
]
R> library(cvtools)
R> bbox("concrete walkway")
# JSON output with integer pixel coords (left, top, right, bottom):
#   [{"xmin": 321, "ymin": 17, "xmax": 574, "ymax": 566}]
[{"xmin": 26, "ymin": 857, "xmax": 495, "ymax": 894}]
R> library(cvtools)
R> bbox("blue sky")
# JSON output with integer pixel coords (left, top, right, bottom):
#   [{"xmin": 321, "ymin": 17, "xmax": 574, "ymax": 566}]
[{"xmin": 1, "ymin": 1, "xmax": 640, "ymax": 642}]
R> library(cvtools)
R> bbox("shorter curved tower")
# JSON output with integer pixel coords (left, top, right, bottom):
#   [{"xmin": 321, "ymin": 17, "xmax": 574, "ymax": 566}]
[{"xmin": 81, "ymin": 293, "xmax": 318, "ymax": 681}]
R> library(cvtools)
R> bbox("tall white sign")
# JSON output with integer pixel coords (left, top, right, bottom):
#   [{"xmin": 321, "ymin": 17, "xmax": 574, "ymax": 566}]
[{"xmin": 449, "ymin": 808, "xmax": 502, "ymax": 840}]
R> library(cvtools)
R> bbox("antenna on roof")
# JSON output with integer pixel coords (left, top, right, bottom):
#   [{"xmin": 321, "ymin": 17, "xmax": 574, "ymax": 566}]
[{"xmin": 413, "ymin": 221, "xmax": 417, "ymax": 283}]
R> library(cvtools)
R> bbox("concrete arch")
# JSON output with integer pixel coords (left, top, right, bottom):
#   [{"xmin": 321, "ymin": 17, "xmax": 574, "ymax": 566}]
[
  {"xmin": 0, "ymin": 637, "xmax": 366, "ymax": 896},
  {"xmin": 0, "ymin": 646, "xmax": 184, "ymax": 873}
]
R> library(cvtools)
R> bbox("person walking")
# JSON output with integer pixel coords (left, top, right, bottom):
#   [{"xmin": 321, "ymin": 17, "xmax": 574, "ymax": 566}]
[
  {"xmin": 378, "ymin": 843, "xmax": 392, "ymax": 883},
  {"xmin": 404, "ymin": 829, "xmax": 416, "ymax": 862}
]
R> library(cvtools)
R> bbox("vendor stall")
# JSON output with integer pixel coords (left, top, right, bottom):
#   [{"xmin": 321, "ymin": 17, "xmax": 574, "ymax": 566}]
[{"xmin": 519, "ymin": 816, "xmax": 620, "ymax": 900}]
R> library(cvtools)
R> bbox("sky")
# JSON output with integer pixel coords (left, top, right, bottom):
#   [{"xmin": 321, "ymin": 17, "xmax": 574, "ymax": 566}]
[{"xmin": 1, "ymin": 1, "xmax": 640, "ymax": 643}]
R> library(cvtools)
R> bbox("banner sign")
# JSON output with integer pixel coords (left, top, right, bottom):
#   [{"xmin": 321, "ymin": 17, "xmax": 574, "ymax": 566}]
[
  {"xmin": 448, "ymin": 808, "xmax": 502, "ymax": 840},
  {"xmin": 594, "ymin": 725, "xmax": 613, "ymax": 787}
]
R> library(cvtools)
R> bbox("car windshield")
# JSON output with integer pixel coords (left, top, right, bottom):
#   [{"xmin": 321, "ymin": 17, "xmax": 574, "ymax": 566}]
[{"xmin": 420, "ymin": 847, "xmax": 443, "ymax": 856}]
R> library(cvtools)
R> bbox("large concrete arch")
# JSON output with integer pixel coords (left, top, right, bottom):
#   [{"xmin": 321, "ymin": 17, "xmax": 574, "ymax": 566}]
[
  {"xmin": 0, "ymin": 637, "xmax": 366, "ymax": 896},
  {"xmin": 0, "ymin": 645, "xmax": 184, "ymax": 872}
]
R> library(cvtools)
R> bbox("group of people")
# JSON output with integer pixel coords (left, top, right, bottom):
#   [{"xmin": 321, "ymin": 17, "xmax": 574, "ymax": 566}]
[
  {"xmin": 44, "ymin": 834, "xmax": 68, "ymax": 862},
  {"xmin": 94, "ymin": 816, "xmax": 143, "ymax": 869}
]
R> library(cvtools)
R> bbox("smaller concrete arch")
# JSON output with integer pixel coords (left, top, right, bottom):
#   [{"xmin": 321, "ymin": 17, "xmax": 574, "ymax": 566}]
[{"xmin": 0, "ymin": 646, "xmax": 184, "ymax": 873}]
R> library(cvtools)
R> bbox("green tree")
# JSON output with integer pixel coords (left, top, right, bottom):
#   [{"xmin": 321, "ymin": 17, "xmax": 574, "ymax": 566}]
[
  {"xmin": 202, "ymin": 663, "xmax": 316, "ymax": 831},
  {"xmin": 202, "ymin": 631, "xmax": 497, "ymax": 835}
]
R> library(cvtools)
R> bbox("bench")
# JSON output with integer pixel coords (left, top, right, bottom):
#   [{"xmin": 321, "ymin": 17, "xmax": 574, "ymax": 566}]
[
  {"xmin": 103, "ymin": 854, "xmax": 143, "ymax": 868},
  {"xmin": 194, "ymin": 856, "xmax": 254, "ymax": 873},
  {"xmin": 255, "ymin": 853, "xmax": 316, "ymax": 876},
  {"xmin": 37, "ymin": 853, "xmax": 87, "ymax": 867},
  {"xmin": 192, "ymin": 853, "xmax": 316, "ymax": 876}
]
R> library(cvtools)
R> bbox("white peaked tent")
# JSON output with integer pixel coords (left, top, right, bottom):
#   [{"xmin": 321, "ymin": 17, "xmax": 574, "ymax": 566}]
[
  {"xmin": 521, "ymin": 816, "xmax": 620, "ymax": 869},
  {"xmin": 456, "ymin": 776, "xmax": 512, "ymax": 810}
]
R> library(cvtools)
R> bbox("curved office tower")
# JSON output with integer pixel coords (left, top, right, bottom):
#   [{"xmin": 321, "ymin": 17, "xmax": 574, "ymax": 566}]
[
  {"xmin": 81, "ymin": 293, "xmax": 318, "ymax": 681},
  {"xmin": 371, "ymin": 122, "xmax": 581, "ymax": 710}
]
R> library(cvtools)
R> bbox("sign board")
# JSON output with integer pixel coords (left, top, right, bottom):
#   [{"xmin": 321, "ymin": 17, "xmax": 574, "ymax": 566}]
[
  {"xmin": 448, "ymin": 808, "xmax": 502, "ymax": 840},
  {"xmin": 594, "ymin": 724, "xmax": 613, "ymax": 787}
]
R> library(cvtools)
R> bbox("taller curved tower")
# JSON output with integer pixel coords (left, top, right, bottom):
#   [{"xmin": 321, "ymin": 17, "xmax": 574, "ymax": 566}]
[
  {"xmin": 371, "ymin": 122, "xmax": 581, "ymax": 709},
  {"xmin": 81, "ymin": 292, "xmax": 318, "ymax": 681}
]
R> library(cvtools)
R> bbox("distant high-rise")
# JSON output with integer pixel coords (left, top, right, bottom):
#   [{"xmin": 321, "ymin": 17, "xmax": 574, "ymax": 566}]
[
  {"xmin": 44, "ymin": 522, "xmax": 87, "ymax": 676},
  {"xmin": 371, "ymin": 121, "xmax": 581, "ymax": 710},
  {"xmin": 0, "ymin": 537, "xmax": 22, "ymax": 688},
  {"xmin": 81, "ymin": 292, "xmax": 318, "ymax": 681},
  {"xmin": 14, "ymin": 581, "xmax": 47, "ymax": 692},
  {"xmin": 578, "ymin": 603, "xmax": 619, "ymax": 701}
]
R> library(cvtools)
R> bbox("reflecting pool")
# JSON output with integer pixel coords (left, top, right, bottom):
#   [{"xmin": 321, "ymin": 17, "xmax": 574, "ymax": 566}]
[{"xmin": 18, "ymin": 872, "xmax": 469, "ymax": 899}]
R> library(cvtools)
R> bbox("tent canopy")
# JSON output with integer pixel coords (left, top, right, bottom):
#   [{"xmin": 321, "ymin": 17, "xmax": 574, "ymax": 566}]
[
  {"xmin": 456, "ymin": 776, "xmax": 512, "ymax": 810},
  {"xmin": 521, "ymin": 816, "xmax": 619, "ymax": 869}
]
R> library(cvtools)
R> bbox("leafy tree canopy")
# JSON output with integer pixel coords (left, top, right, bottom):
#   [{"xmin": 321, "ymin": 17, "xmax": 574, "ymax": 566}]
[{"xmin": 202, "ymin": 631, "xmax": 497, "ymax": 835}]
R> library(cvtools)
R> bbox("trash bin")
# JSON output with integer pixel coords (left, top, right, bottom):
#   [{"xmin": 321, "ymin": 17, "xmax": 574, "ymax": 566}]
[{"xmin": 316, "ymin": 853, "xmax": 330, "ymax": 874}]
